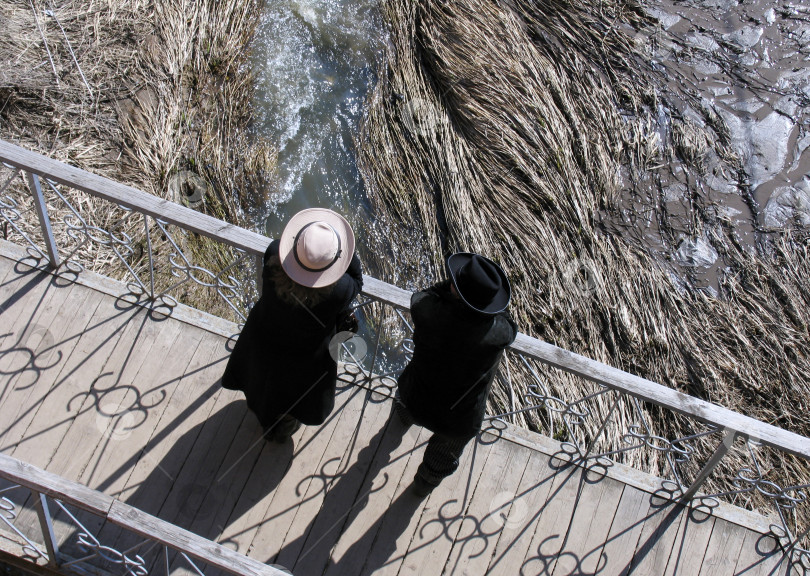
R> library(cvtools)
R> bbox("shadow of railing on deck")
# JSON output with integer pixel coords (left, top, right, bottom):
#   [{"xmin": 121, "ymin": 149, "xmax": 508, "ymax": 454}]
[
  {"xmin": 0, "ymin": 256, "xmax": 181, "ymax": 460},
  {"xmin": 272, "ymin": 390, "xmax": 422, "ymax": 575}
]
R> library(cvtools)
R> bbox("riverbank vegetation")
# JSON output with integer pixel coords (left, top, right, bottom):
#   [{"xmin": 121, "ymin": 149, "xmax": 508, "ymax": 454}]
[
  {"xmin": 0, "ymin": 0, "xmax": 275, "ymax": 318},
  {"xmin": 358, "ymin": 0, "xmax": 809, "ymax": 527}
]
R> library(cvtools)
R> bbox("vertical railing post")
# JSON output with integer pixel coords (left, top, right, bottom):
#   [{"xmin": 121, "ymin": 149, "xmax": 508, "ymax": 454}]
[
  {"xmin": 143, "ymin": 214, "xmax": 156, "ymax": 299},
  {"xmin": 787, "ymin": 524, "xmax": 810, "ymax": 563},
  {"xmin": 25, "ymin": 172, "xmax": 61, "ymax": 269},
  {"xmin": 680, "ymin": 428, "xmax": 736, "ymax": 502},
  {"xmin": 255, "ymin": 253, "xmax": 264, "ymax": 297},
  {"xmin": 503, "ymin": 362, "xmax": 515, "ymax": 424},
  {"xmin": 31, "ymin": 490, "xmax": 60, "ymax": 568},
  {"xmin": 583, "ymin": 393, "xmax": 621, "ymax": 460}
]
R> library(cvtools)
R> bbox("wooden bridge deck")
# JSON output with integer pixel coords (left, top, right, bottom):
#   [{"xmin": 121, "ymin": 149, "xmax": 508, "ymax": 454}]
[{"xmin": 0, "ymin": 240, "xmax": 793, "ymax": 576}]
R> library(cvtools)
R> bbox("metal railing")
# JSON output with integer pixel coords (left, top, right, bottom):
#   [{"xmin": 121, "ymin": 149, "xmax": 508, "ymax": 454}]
[
  {"xmin": 0, "ymin": 454, "xmax": 289, "ymax": 576},
  {"xmin": 1, "ymin": 139, "xmax": 809, "ymax": 574}
]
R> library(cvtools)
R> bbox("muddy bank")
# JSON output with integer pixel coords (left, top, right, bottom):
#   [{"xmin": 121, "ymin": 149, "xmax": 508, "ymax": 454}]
[
  {"xmin": 612, "ymin": 0, "xmax": 810, "ymax": 289},
  {"xmin": 357, "ymin": 0, "xmax": 810, "ymax": 520}
]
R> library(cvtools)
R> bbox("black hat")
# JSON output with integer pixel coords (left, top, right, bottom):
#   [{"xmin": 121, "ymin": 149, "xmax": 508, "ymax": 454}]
[{"xmin": 447, "ymin": 253, "xmax": 511, "ymax": 315}]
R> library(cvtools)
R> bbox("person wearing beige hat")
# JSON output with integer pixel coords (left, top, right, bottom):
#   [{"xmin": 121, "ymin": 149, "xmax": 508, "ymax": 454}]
[{"xmin": 222, "ymin": 208, "xmax": 363, "ymax": 442}]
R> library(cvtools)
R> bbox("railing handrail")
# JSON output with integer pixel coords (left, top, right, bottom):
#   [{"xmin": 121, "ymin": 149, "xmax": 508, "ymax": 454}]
[
  {"xmin": 1, "ymin": 138, "xmax": 808, "ymax": 462},
  {"xmin": 0, "ymin": 453, "xmax": 288, "ymax": 576}
]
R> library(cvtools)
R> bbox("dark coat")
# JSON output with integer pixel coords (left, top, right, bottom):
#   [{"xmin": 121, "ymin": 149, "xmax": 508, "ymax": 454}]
[
  {"xmin": 221, "ymin": 239, "xmax": 363, "ymax": 426},
  {"xmin": 397, "ymin": 281, "xmax": 518, "ymax": 438}
]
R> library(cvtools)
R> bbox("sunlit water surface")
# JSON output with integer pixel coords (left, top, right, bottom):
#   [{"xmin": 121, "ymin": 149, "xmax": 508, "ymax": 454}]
[{"xmin": 251, "ymin": 0, "xmax": 385, "ymax": 241}]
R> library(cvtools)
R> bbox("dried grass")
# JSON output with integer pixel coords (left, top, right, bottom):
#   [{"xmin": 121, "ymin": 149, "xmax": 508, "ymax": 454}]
[
  {"xmin": 357, "ymin": 0, "xmax": 810, "ymax": 524},
  {"xmin": 0, "ymin": 0, "xmax": 275, "ymax": 318}
]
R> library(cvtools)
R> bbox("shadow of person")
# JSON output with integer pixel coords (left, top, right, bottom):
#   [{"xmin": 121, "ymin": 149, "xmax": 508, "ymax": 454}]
[
  {"xmin": 271, "ymin": 404, "xmax": 424, "ymax": 575},
  {"xmin": 326, "ymin": 486, "xmax": 424, "ymax": 575},
  {"xmin": 61, "ymin": 398, "xmax": 295, "ymax": 575}
]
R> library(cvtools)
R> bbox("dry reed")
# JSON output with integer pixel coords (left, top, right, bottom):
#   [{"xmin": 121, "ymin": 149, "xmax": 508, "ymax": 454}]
[
  {"xmin": 357, "ymin": 0, "xmax": 810, "ymax": 530},
  {"xmin": 0, "ymin": 0, "xmax": 275, "ymax": 319}
]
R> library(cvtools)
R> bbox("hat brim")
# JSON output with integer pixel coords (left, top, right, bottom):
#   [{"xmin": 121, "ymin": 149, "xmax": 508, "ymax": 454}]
[
  {"xmin": 446, "ymin": 252, "xmax": 511, "ymax": 315},
  {"xmin": 279, "ymin": 208, "xmax": 355, "ymax": 288}
]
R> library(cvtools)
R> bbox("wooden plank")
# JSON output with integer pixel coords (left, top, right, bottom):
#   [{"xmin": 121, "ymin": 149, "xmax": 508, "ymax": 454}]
[
  {"xmin": 54, "ymin": 319, "xmax": 209, "ymax": 563},
  {"xmin": 625, "ymin": 499, "xmax": 687, "ymax": 576},
  {"xmin": 510, "ymin": 335, "xmax": 810, "ymax": 460},
  {"xmin": 596, "ymin": 484, "xmax": 656, "ymax": 575},
  {"xmin": 360, "ymin": 423, "xmax": 434, "ymax": 575},
  {"xmin": 288, "ymin": 391, "xmax": 397, "ymax": 575},
  {"xmin": 0, "ymin": 260, "xmax": 50, "ymax": 329},
  {"xmin": 144, "ymin": 391, "xmax": 251, "ymax": 576},
  {"xmin": 152, "ymin": 392, "xmax": 247, "ymax": 531},
  {"xmin": 395, "ymin": 430, "xmax": 495, "ymax": 575},
  {"xmin": 485, "ymin": 448, "xmax": 562, "ymax": 574},
  {"xmin": 273, "ymin": 386, "xmax": 385, "ymax": 572},
  {"xmin": 15, "ymin": 299, "xmax": 180, "ymax": 550},
  {"xmin": 107, "ymin": 500, "xmax": 289, "ymax": 576},
  {"xmin": 215, "ymin": 415, "xmax": 320, "ymax": 561},
  {"xmin": 0, "ymin": 425, "xmax": 286, "ymax": 576},
  {"xmin": 75, "ymin": 320, "xmax": 199, "ymax": 492},
  {"xmin": 698, "ymin": 518, "xmax": 751, "ymax": 576},
  {"xmin": 348, "ymin": 433, "xmax": 432, "ymax": 575},
  {"xmin": 444, "ymin": 438, "xmax": 532, "ymax": 576},
  {"xmin": 0, "ymin": 270, "xmax": 84, "ymax": 412},
  {"xmin": 492, "ymin": 410, "xmax": 778, "ymax": 537},
  {"xmin": 0, "ymin": 454, "xmax": 114, "ymax": 515},
  {"xmin": 1, "ymin": 284, "xmax": 105, "ymax": 458},
  {"xmin": 0, "ymin": 239, "xmax": 243, "ymax": 343},
  {"xmin": 663, "ymin": 510, "xmax": 716, "ymax": 575},
  {"xmin": 234, "ymin": 385, "xmax": 364, "ymax": 565},
  {"xmin": 4, "ymin": 290, "xmax": 137, "ymax": 466},
  {"xmin": 360, "ymin": 276, "xmax": 411, "ymax": 310},
  {"xmin": 517, "ymin": 462, "xmax": 594, "ymax": 574},
  {"xmin": 0, "ymin": 532, "xmax": 61, "ymax": 576},
  {"xmin": 109, "ymin": 331, "xmax": 230, "ymax": 504},
  {"xmin": 44, "ymin": 310, "xmax": 184, "ymax": 482},
  {"xmin": 102, "ymin": 332, "xmax": 230, "ymax": 558},
  {"xmin": 321, "ymin": 411, "xmax": 429, "ymax": 576},
  {"xmin": 0, "ymin": 286, "xmax": 129, "ymax": 548},
  {"xmin": 732, "ymin": 528, "xmax": 789, "ymax": 576},
  {"xmin": 0, "ymin": 274, "xmax": 66, "ymax": 435},
  {"xmin": 196, "ymin": 427, "xmax": 296, "ymax": 576},
  {"xmin": 550, "ymin": 473, "xmax": 627, "ymax": 575},
  {"xmin": 180, "ymin": 395, "xmax": 266, "ymax": 544},
  {"xmin": 0, "ymin": 254, "xmax": 51, "ymax": 310},
  {"xmin": 0, "ymin": 252, "xmax": 16, "ymax": 284}
]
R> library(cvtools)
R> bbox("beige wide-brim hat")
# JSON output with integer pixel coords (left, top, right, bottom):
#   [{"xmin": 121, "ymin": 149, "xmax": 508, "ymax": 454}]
[{"xmin": 279, "ymin": 208, "xmax": 355, "ymax": 288}]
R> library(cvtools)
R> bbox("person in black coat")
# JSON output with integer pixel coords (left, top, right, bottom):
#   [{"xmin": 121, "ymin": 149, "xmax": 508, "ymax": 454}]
[
  {"xmin": 394, "ymin": 253, "xmax": 518, "ymax": 496},
  {"xmin": 222, "ymin": 208, "xmax": 363, "ymax": 442}
]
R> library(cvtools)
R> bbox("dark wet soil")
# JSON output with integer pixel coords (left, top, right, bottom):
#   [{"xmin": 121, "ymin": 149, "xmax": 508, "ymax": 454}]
[{"xmin": 603, "ymin": 0, "xmax": 810, "ymax": 291}]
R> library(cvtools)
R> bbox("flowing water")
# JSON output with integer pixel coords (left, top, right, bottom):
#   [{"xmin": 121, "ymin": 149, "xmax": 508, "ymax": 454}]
[
  {"xmin": 250, "ymin": 0, "xmax": 810, "ymax": 289},
  {"xmin": 250, "ymin": 0, "xmax": 385, "ymax": 242}
]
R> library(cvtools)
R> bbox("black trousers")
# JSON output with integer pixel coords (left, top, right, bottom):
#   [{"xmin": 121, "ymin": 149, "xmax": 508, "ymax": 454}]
[{"xmin": 392, "ymin": 394, "xmax": 476, "ymax": 486}]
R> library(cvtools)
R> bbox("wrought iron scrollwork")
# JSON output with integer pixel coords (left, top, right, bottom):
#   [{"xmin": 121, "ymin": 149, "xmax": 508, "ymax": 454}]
[
  {"xmin": 54, "ymin": 499, "xmax": 148, "ymax": 576},
  {"xmin": 0, "ymin": 167, "xmax": 49, "ymax": 261},
  {"xmin": 0, "ymin": 488, "xmax": 48, "ymax": 561},
  {"xmin": 7, "ymin": 174, "xmax": 256, "ymax": 322}
]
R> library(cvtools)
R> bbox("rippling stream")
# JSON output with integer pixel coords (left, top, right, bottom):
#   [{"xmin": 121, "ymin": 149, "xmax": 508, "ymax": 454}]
[{"xmin": 250, "ymin": 0, "xmax": 385, "ymax": 241}]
